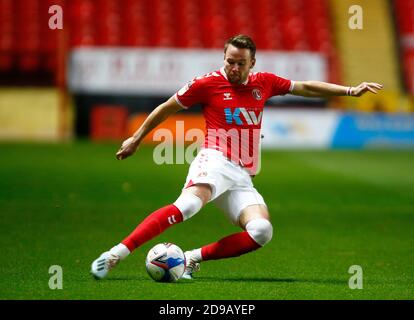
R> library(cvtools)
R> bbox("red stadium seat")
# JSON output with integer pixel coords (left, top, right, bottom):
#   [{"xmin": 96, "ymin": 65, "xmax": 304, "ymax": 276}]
[
  {"xmin": 0, "ymin": 53, "xmax": 13, "ymax": 71},
  {"xmin": 19, "ymin": 54, "xmax": 40, "ymax": 72},
  {"xmin": 0, "ymin": 0, "xmax": 14, "ymax": 52},
  {"xmin": 68, "ymin": 0, "xmax": 96, "ymax": 47},
  {"xmin": 0, "ymin": 0, "xmax": 337, "ymax": 79}
]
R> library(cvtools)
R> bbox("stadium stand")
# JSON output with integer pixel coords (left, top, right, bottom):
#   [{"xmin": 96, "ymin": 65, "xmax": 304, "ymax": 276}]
[
  {"xmin": 0, "ymin": 0, "xmax": 413, "ymax": 142},
  {"xmin": 0, "ymin": 0, "xmax": 336, "ymax": 75},
  {"xmin": 0, "ymin": 0, "xmax": 13, "ymax": 72},
  {"xmin": 0, "ymin": 0, "xmax": 412, "ymax": 114},
  {"xmin": 331, "ymin": 0, "xmax": 401, "ymax": 92},
  {"xmin": 66, "ymin": 0, "xmax": 334, "ymax": 53}
]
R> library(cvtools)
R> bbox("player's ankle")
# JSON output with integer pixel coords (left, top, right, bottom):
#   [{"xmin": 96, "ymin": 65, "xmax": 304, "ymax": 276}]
[
  {"xmin": 109, "ymin": 243, "xmax": 130, "ymax": 260},
  {"xmin": 188, "ymin": 248, "xmax": 202, "ymax": 262}
]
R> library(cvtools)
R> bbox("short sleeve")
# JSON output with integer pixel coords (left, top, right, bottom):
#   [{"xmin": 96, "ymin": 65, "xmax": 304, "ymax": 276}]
[
  {"xmin": 174, "ymin": 77, "xmax": 206, "ymax": 109},
  {"xmin": 265, "ymin": 73, "xmax": 294, "ymax": 97}
]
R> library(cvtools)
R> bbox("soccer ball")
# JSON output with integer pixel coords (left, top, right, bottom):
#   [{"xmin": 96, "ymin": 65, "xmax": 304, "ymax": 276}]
[{"xmin": 145, "ymin": 243, "xmax": 186, "ymax": 282}]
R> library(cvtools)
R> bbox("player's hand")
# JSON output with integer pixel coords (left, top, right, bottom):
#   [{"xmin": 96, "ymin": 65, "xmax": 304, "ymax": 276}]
[
  {"xmin": 351, "ymin": 82, "xmax": 383, "ymax": 97},
  {"xmin": 116, "ymin": 137, "xmax": 139, "ymax": 160}
]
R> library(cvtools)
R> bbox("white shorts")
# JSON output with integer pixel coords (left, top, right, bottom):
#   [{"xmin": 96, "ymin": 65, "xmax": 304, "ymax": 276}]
[{"xmin": 182, "ymin": 148, "xmax": 267, "ymax": 225}]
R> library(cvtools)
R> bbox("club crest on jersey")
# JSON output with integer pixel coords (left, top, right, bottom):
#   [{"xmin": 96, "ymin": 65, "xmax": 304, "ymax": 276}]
[{"xmin": 252, "ymin": 89, "xmax": 262, "ymax": 100}]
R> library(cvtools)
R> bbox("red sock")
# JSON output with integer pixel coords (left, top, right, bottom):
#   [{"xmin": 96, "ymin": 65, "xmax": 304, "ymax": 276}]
[
  {"xmin": 201, "ymin": 231, "xmax": 261, "ymax": 261},
  {"xmin": 121, "ymin": 204, "xmax": 183, "ymax": 252}
]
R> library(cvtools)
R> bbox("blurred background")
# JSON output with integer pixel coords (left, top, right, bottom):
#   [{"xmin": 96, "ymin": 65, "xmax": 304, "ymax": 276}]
[
  {"xmin": 0, "ymin": 0, "xmax": 413, "ymax": 148},
  {"xmin": 1, "ymin": 1, "xmax": 414, "ymax": 300}
]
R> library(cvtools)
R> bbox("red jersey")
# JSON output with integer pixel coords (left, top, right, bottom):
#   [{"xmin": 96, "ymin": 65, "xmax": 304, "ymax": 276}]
[{"xmin": 174, "ymin": 67, "xmax": 293, "ymax": 175}]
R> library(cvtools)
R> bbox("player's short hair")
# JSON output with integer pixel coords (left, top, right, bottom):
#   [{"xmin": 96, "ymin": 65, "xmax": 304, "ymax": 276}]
[{"xmin": 224, "ymin": 35, "xmax": 256, "ymax": 59}]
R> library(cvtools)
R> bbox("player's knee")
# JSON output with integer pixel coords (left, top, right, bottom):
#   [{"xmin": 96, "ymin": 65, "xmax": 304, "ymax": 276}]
[
  {"xmin": 173, "ymin": 192, "xmax": 203, "ymax": 221},
  {"xmin": 246, "ymin": 218, "xmax": 273, "ymax": 246}
]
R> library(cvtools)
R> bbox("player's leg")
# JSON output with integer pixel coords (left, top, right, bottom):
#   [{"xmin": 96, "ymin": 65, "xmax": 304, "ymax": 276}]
[
  {"xmin": 183, "ymin": 185, "xmax": 272, "ymax": 279},
  {"xmin": 92, "ymin": 148, "xmax": 229, "ymax": 279},
  {"xmin": 91, "ymin": 184, "xmax": 211, "ymax": 279},
  {"xmin": 190, "ymin": 204, "xmax": 271, "ymax": 262},
  {"xmin": 120, "ymin": 184, "xmax": 211, "ymax": 252}
]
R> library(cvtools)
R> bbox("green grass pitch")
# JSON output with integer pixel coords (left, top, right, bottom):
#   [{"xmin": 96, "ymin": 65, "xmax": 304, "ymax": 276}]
[{"xmin": 0, "ymin": 142, "xmax": 413, "ymax": 300}]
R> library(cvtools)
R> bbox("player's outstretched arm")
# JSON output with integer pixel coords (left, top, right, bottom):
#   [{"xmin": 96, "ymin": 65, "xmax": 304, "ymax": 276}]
[
  {"xmin": 291, "ymin": 81, "xmax": 383, "ymax": 98},
  {"xmin": 116, "ymin": 96, "xmax": 183, "ymax": 160}
]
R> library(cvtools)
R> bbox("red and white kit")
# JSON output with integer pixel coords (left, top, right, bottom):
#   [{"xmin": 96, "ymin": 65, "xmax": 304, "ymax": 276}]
[{"xmin": 174, "ymin": 68, "xmax": 294, "ymax": 224}]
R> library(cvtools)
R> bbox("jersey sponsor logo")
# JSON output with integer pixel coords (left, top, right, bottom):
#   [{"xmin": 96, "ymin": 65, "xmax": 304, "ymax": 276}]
[
  {"xmin": 224, "ymin": 108, "xmax": 263, "ymax": 125},
  {"xmin": 252, "ymin": 89, "xmax": 262, "ymax": 100}
]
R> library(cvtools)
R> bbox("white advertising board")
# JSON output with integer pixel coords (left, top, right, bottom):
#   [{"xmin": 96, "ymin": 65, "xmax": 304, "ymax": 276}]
[
  {"xmin": 68, "ymin": 48, "xmax": 327, "ymax": 95},
  {"xmin": 261, "ymin": 109, "xmax": 339, "ymax": 149}
]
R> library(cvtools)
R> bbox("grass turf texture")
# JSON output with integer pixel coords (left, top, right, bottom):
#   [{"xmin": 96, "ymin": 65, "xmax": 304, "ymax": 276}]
[{"xmin": 0, "ymin": 142, "xmax": 413, "ymax": 300}]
